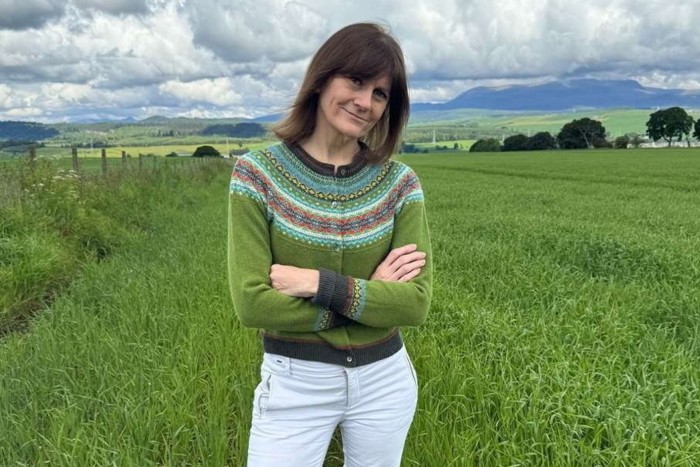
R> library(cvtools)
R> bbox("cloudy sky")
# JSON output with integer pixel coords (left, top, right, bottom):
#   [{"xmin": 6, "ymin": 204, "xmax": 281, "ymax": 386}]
[{"xmin": 1, "ymin": 0, "xmax": 700, "ymax": 122}]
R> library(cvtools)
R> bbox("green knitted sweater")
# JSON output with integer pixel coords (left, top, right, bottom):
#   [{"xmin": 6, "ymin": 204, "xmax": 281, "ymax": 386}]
[{"xmin": 228, "ymin": 142, "xmax": 432, "ymax": 367}]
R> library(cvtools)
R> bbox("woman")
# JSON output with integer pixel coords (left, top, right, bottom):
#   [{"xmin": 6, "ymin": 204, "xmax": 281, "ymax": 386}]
[{"xmin": 228, "ymin": 22, "xmax": 432, "ymax": 467}]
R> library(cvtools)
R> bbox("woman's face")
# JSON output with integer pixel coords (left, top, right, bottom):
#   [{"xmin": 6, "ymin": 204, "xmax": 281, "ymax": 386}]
[{"xmin": 315, "ymin": 74, "xmax": 391, "ymax": 141}]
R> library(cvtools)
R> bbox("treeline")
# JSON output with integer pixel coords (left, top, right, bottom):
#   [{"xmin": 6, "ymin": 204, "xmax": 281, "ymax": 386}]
[
  {"xmin": 470, "ymin": 107, "xmax": 700, "ymax": 152},
  {"xmin": 200, "ymin": 122, "xmax": 267, "ymax": 138},
  {"xmin": 0, "ymin": 121, "xmax": 58, "ymax": 141}
]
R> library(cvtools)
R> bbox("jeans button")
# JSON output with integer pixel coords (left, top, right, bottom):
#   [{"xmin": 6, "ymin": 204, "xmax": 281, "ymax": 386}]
[{"xmin": 346, "ymin": 356, "xmax": 353, "ymax": 363}]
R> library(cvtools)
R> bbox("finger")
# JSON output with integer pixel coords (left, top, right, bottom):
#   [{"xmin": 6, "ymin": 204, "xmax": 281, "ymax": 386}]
[
  {"xmin": 390, "ymin": 251, "xmax": 426, "ymax": 269},
  {"xmin": 384, "ymin": 244, "xmax": 417, "ymax": 265},
  {"xmin": 398, "ymin": 267, "xmax": 422, "ymax": 282},
  {"xmin": 384, "ymin": 251, "xmax": 425, "ymax": 278},
  {"xmin": 387, "ymin": 258, "xmax": 423, "ymax": 281}
]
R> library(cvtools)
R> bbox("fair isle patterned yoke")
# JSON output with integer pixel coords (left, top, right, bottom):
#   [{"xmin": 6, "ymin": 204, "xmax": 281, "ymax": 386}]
[{"xmin": 229, "ymin": 142, "xmax": 424, "ymax": 249}]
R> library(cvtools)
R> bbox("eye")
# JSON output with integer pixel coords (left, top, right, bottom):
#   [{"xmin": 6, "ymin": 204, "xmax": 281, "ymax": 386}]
[
  {"xmin": 347, "ymin": 76, "xmax": 363, "ymax": 86},
  {"xmin": 373, "ymin": 89, "xmax": 389, "ymax": 101}
]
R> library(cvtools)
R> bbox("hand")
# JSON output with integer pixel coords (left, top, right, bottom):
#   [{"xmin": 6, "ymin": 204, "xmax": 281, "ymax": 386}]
[
  {"xmin": 270, "ymin": 265, "xmax": 319, "ymax": 297},
  {"xmin": 371, "ymin": 244, "xmax": 426, "ymax": 282}
]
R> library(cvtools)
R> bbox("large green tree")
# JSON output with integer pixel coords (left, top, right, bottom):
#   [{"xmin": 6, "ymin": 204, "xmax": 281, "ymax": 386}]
[
  {"xmin": 694, "ymin": 119, "xmax": 700, "ymax": 141},
  {"xmin": 557, "ymin": 118, "xmax": 606, "ymax": 149},
  {"xmin": 646, "ymin": 107, "xmax": 694, "ymax": 147}
]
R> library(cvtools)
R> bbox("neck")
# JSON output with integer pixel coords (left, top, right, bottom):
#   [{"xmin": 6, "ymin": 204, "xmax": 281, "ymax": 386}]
[{"xmin": 300, "ymin": 124, "xmax": 359, "ymax": 167}]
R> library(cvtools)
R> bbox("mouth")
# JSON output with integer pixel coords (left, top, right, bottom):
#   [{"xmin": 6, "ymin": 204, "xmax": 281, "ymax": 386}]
[{"xmin": 342, "ymin": 108, "xmax": 369, "ymax": 123}]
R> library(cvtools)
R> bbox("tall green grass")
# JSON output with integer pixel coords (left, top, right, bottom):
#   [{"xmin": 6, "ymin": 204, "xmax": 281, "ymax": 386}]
[
  {"xmin": 0, "ymin": 156, "xmax": 225, "ymax": 333},
  {"xmin": 402, "ymin": 148, "xmax": 700, "ymax": 465},
  {"xmin": 1, "ymin": 148, "xmax": 700, "ymax": 465}
]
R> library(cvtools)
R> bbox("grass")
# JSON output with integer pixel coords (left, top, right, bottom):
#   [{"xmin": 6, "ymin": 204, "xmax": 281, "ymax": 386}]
[
  {"xmin": 401, "ymin": 148, "xmax": 700, "ymax": 465},
  {"xmin": 1, "ymin": 148, "xmax": 700, "ymax": 465}
]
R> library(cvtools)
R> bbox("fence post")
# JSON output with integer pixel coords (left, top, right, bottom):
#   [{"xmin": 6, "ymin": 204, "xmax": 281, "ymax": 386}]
[
  {"xmin": 138, "ymin": 154, "xmax": 143, "ymax": 171},
  {"xmin": 72, "ymin": 146, "xmax": 79, "ymax": 173},
  {"xmin": 121, "ymin": 150, "xmax": 127, "ymax": 170},
  {"xmin": 101, "ymin": 148, "xmax": 107, "ymax": 176},
  {"xmin": 28, "ymin": 145, "xmax": 36, "ymax": 169}
]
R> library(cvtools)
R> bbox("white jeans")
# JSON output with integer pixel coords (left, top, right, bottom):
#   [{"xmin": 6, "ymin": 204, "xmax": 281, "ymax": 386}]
[{"xmin": 247, "ymin": 346, "xmax": 418, "ymax": 467}]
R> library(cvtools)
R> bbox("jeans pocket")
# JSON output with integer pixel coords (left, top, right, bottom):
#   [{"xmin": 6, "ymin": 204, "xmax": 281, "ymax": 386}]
[
  {"xmin": 253, "ymin": 371, "xmax": 273, "ymax": 418},
  {"xmin": 402, "ymin": 350, "xmax": 419, "ymax": 391}
]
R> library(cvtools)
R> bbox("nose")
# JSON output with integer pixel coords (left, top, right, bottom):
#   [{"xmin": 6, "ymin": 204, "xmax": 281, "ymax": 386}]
[{"xmin": 353, "ymin": 88, "xmax": 372, "ymax": 110}]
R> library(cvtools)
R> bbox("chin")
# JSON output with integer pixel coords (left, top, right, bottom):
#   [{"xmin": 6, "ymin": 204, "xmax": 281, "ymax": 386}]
[{"xmin": 342, "ymin": 123, "xmax": 372, "ymax": 139}]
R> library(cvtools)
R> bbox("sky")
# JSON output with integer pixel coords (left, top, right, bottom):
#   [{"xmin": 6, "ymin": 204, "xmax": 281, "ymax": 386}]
[{"xmin": 1, "ymin": 0, "xmax": 700, "ymax": 123}]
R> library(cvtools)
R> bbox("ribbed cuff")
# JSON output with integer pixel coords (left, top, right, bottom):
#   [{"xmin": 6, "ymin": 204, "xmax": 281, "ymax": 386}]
[{"xmin": 311, "ymin": 268, "xmax": 350, "ymax": 313}]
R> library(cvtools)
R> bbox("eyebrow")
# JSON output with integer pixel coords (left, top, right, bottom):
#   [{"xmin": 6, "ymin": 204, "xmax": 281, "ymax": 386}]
[{"xmin": 376, "ymin": 82, "xmax": 390, "ymax": 94}]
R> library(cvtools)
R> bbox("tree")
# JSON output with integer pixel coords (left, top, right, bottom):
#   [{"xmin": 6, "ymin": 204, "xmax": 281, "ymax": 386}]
[
  {"xmin": 193, "ymin": 145, "xmax": 221, "ymax": 157},
  {"xmin": 526, "ymin": 132, "xmax": 557, "ymax": 150},
  {"xmin": 469, "ymin": 138, "xmax": 501, "ymax": 152},
  {"xmin": 694, "ymin": 119, "xmax": 700, "ymax": 141},
  {"xmin": 502, "ymin": 134, "xmax": 529, "ymax": 152},
  {"xmin": 646, "ymin": 107, "xmax": 694, "ymax": 147},
  {"xmin": 557, "ymin": 118, "xmax": 606, "ymax": 149}
]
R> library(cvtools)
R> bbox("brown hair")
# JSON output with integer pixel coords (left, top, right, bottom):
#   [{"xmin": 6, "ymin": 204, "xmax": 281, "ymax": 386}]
[{"xmin": 272, "ymin": 23, "xmax": 409, "ymax": 164}]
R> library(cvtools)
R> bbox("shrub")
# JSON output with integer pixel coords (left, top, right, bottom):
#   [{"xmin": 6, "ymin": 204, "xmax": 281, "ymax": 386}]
[
  {"xmin": 401, "ymin": 143, "xmax": 428, "ymax": 154},
  {"xmin": 193, "ymin": 145, "xmax": 221, "ymax": 158},
  {"xmin": 613, "ymin": 135, "xmax": 630, "ymax": 149},
  {"xmin": 469, "ymin": 138, "xmax": 502, "ymax": 153},
  {"xmin": 592, "ymin": 136, "xmax": 612, "ymax": 148}
]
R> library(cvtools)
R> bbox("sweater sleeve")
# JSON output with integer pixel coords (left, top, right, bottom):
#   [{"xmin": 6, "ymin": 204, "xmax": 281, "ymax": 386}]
[
  {"xmin": 228, "ymin": 157, "xmax": 352, "ymax": 332},
  {"xmin": 325, "ymin": 189, "xmax": 432, "ymax": 328}
]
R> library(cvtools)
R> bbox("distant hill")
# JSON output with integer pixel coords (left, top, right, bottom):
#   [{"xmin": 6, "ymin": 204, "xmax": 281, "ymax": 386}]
[
  {"xmin": 0, "ymin": 121, "xmax": 58, "ymax": 141},
  {"xmin": 138, "ymin": 116, "xmax": 248, "ymax": 126},
  {"xmin": 412, "ymin": 79, "xmax": 700, "ymax": 112},
  {"xmin": 252, "ymin": 113, "xmax": 284, "ymax": 123}
]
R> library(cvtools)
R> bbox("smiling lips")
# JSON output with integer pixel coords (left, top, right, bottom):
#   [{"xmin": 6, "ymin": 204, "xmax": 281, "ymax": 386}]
[{"xmin": 342, "ymin": 107, "xmax": 369, "ymax": 123}]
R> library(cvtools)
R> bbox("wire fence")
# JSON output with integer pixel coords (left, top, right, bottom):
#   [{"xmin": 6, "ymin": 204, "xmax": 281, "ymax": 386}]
[{"xmin": 0, "ymin": 145, "xmax": 233, "ymax": 208}]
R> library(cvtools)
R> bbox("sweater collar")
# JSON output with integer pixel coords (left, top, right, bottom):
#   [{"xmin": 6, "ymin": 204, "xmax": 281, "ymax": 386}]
[{"xmin": 285, "ymin": 141, "xmax": 369, "ymax": 178}]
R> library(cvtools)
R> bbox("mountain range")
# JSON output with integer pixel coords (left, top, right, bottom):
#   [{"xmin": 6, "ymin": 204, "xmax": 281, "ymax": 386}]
[{"xmin": 411, "ymin": 79, "xmax": 700, "ymax": 112}]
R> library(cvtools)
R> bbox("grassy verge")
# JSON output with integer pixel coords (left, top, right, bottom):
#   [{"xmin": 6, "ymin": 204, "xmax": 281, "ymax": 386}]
[
  {"xmin": 0, "ymin": 158, "xmax": 255, "ymax": 465},
  {"xmin": 0, "ymin": 156, "xmax": 226, "ymax": 333}
]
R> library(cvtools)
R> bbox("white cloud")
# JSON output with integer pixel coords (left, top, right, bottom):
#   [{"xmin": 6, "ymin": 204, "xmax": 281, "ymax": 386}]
[
  {"xmin": 159, "ymin": 78, "xmax": 243, "ymax": 106},
  {"xmin": 2, "ymin": 107, "xmax": 44, "ymax": 118},
  {"xmin": 0, "ymin": 3, "xmax": 223, "ymax": 86},
  {"xmin": 2, "ymin": 0, "xmax": 700, "ymax": 121},
  {"xmin": 184, "ymin": 0, "xmax": 329, "ymax": 62},
  {"xmin": 0, "ymin": 84, "xmax": 14, "ymax": 107}
]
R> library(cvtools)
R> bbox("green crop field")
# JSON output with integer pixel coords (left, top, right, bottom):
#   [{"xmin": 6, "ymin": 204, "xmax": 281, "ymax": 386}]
[{"xmin": 1, "ymin": 148, "xmax": 700, "ymax": 465}]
